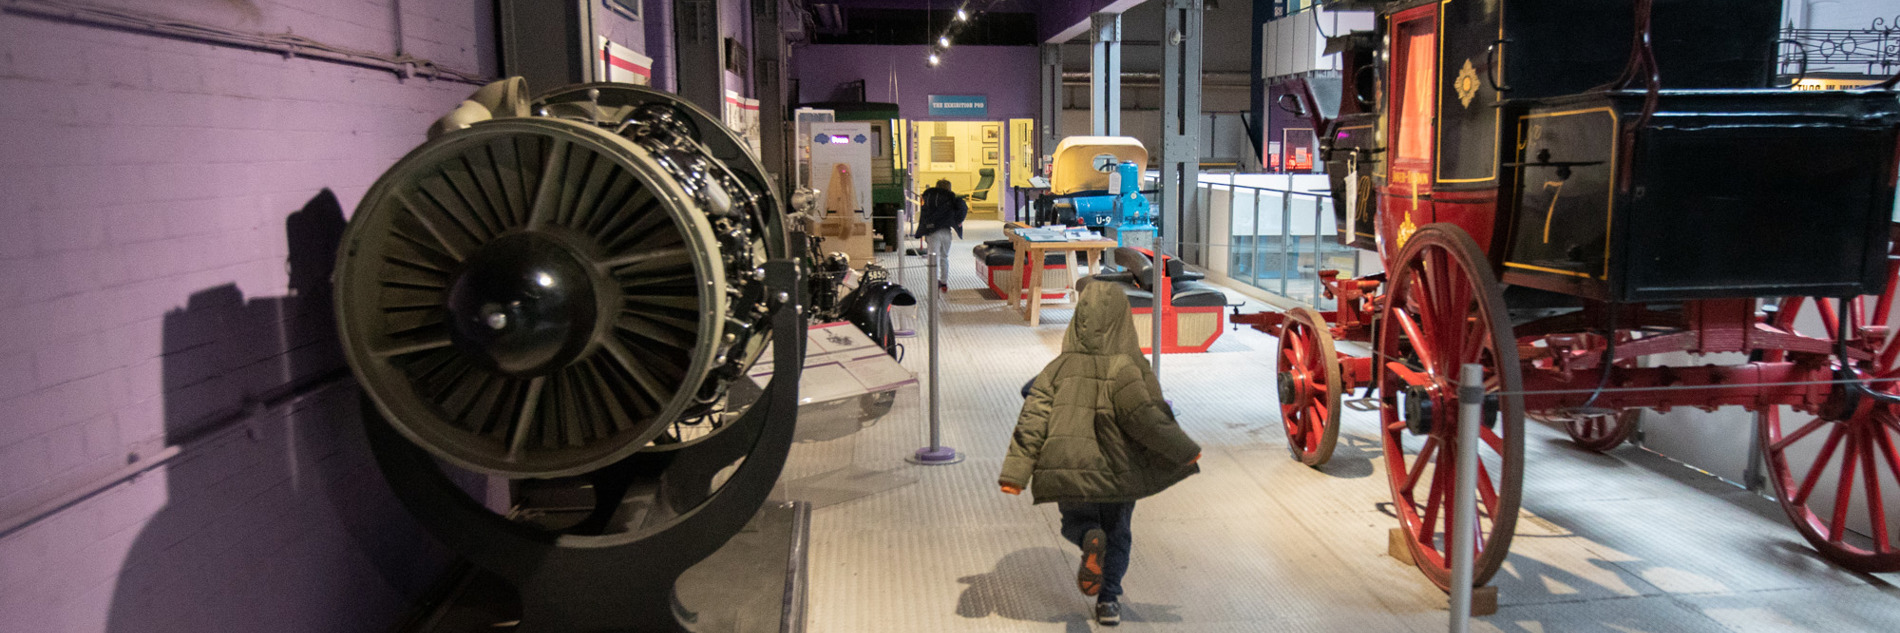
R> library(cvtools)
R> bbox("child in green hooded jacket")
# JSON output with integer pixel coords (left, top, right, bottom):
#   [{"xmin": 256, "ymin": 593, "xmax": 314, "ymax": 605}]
[{"xmin": 999, "ymin": 282, "xmax": 1202, "ymax": 626}]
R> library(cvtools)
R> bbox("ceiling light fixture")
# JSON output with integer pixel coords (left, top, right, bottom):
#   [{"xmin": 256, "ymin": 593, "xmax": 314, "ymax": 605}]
[
  {"xmin": 928, "ymin": 52, "xmax": 941, "ymax": 66},
  {"xmin": 939, "ymin": 36, "xmax": 950, "ymax": 47},
  {"xmin": 956, "ymin": 8, "xmax": 967, "ymax": 21}
]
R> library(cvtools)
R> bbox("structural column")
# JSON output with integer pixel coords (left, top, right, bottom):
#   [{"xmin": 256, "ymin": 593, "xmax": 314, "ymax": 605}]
[
  {"xmin": 673, "ymin": 0, "xmax": 724, "ymax": 116},
  {"xmin": 1089, "ymin": 13, "xmax": 1123, "ymax": 136},
  {"xmin": 1160, "ymin": 0, "xmax": 1204, "ymax": 265},
  {"xmin": 497, "ymin": 0, "xmax": 596, "ymax": 90},
  {"xmin": 1039, "ymin": 43, "xmax": 1063, "ymax": 162},
  {"xmin": 752, "ymin": 0, "xmax": 790, "ymax": 192}
]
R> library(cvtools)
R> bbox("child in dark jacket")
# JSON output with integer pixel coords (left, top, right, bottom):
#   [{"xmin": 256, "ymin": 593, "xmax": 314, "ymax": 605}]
[
  {"xmin": 914, "ymin": 179, "xmax": 967, "ymax": 292},
  {"xmin": 999, "ymin": 283, "xmax": 1202, "ymax": 626}
]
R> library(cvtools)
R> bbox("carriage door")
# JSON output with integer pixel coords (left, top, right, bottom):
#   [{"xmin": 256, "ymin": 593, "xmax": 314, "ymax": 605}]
[{"xmin": 1380, "ymin": 6, "xmax": 1437, "ymax": 259}]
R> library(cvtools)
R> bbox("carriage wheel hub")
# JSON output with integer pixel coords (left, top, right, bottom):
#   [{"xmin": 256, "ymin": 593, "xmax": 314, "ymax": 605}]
[
  {"xmin": 1278, "ymin": 371, "xmax": 1298, "ymax": 404},
  {"xmin": 1404, "ymin": 384, "xmax": 1436, "ymax": 435},
  {"xmin": 446, "ymin": 232, "xmax": 603, "ymax": 377},
  {"xmin": 1818, "ymin": 366, "xmax": 1868, "ymax": 421}
]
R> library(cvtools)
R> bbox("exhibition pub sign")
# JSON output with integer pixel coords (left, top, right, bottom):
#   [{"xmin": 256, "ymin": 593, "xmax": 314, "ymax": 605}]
[{"xmin": 927, "ymin": 95, "xmax": 988, "ymax": 118}]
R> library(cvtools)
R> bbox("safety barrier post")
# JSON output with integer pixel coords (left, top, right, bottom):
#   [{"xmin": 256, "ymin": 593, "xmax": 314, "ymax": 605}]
[
  {"xmin": 1152, "ymin": 242, "xmax": 1165, "ymax": 374},
  {"xmin": 1449, "ymin": 363, "xmax": 1483, "ymax": 633},
  {"xmin": 910, "ymin": 250, "xmax": 962, "ymax": 465},
  {"xmin": 893, "ymin": 232, "xmax": 915, "ymax": 338}
]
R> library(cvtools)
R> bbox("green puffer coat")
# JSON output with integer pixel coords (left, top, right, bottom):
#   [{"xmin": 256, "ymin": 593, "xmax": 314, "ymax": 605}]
[{"xmin": 1000, "ymin": 282, "xmax": 1202, "ymax": 504}]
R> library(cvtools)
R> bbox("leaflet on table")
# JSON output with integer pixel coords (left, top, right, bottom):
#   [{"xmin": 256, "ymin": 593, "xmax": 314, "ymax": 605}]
[
  {"xmin": 1014, "ymin": 227, "xmax": 1105, "ymax": 242},
  {"xmin": 1014, "ymin": 227, "xmax": 1067, "ymax": 242}
]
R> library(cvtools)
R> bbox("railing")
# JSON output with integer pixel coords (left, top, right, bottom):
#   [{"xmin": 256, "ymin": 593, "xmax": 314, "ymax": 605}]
[
  {"xmin": 1780, "ymin": 16, "xmax": 1900, "ymax": 78},
  {"xmin": 1214, "ymin": 175, "xmax": 1375, "ymax": 310},
  {"xmin": 1145, "ymin": 171, "xmax": 1380, "ymax": 311}
]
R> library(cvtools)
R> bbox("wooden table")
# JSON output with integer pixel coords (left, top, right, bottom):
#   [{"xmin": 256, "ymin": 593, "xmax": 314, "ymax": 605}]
[{"xmin": 1004, "ymin": 223, "xmax": 1118, "ymax": 327}]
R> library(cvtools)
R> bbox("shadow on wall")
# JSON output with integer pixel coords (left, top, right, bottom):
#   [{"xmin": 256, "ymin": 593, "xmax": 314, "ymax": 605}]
[{"xmin": 105, "ymin": 190, "xmax": 448, "ymax": 633}]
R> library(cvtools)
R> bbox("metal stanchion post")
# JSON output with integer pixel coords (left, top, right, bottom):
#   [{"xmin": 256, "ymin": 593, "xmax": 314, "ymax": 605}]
[
  {"xmin": 894, "ymin": 206, "xmax": 916, "ymax": 338},
  {"xmin": 1449, "ymin": 363, "xmax": 1482, "ymax": 633},
  {"xmin": 1152, "ymin": 183, "xmax": 1165, "ymax": 374},
  {"xmin": 1279, "ymin": 190, "xmax": 1293, "ymax": 297},
  {"xmin": 1312, "ymin": 198, "xmax": 1325, "ymax": 306},
  {"xmin": 1744, "ymin": 411, "xmax": 1767, "ymax": 492},
  {"xmin": 897, "ymin": 207, "xmax": 912, "ymax": 287},
  {"xmin": 1152, "ymin": 248, "xmax": 1164, "ymax": 373},
  {"xmin": 910, "ymin": 249, "xmax": 962, "ymax": 465},
  {"xmin": 1250, "ymin": 190, "xmax": 1263, "ymax": 288}
]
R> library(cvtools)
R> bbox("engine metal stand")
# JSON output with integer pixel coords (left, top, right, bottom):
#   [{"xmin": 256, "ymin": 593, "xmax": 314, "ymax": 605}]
[{"xmin": 367, "ymin": 260, "xmax": 808, "ymax": 633}]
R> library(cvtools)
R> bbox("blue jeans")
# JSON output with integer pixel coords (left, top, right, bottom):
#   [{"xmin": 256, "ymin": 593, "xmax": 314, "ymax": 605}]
[
  {"xmin": 1058, "ymin": 501, "xmax": 1134, "ymax": 601},
  {"xmin": 927, "ymin": 229, "xmax": 953, "ymax": 284}
]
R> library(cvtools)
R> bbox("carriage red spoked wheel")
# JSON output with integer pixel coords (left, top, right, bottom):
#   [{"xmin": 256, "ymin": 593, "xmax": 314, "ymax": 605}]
[
  {"xmin": 1278, "ymin": 306, "xmax": 1343, "ymax": 466},
  {"xmin": 1376, "ymin": 224, "xmax": 1525, "ymax": 591},
  {"xmin": 1560, "ymin": 409, "xmax": 1639, "ymax": 453},
  {"xmin": 1759, "ymin": 293, "xmax": 1900, "ymax": 572}
]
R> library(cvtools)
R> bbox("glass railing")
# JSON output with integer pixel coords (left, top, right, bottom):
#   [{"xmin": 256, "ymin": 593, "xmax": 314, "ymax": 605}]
[{"xmin": 1163, "ymin": 172, "xmax": 1381, "ymax": 311}]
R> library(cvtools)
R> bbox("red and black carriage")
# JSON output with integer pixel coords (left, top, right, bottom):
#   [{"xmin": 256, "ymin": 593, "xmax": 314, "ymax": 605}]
[{"xmin": 1242, "ymin": 0, "xmax": 1900, "ymax": 590}]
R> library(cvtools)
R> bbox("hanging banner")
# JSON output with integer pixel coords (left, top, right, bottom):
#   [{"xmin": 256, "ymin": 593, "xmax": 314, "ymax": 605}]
[
  {"xmin": 599, "ymin": 37, "xmax": 652, "ymax": 85},
  {"xmin": 724, "ymin": 90, "xmax": 762, "ymax": 155}
]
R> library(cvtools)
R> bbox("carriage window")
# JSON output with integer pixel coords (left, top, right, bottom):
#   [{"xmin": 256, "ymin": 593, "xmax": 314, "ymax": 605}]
[{"xmin": 1393, "ymin": 18, "xmax": 1436, "ymax": 162}]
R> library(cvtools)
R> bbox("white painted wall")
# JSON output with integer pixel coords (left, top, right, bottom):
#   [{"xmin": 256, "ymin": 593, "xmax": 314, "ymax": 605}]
[
  {"xmin": 1639, "ymin": 301, "xmax": 1900, "ymax": 549},
  {"xmin": 1785, "ymin": 0, "xmax": 1895, "ymax": 30},
  {"xmin": 1260, "ymin": 9, "xmax": 1376, "ymax": 79}
]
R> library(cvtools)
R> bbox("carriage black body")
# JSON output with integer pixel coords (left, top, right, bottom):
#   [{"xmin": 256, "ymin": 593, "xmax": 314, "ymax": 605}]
[
  {"xmin": 1505, "ymin": 90, "xmax": 1900, "ymax": 301},
  {"xmin": 1318, "ymin": 0, "xmax": 1900, "ymax": 301}
]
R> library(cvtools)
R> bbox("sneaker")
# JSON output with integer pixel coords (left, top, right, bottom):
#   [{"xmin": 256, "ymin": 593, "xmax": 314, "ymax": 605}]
[
  {"xmin": 1094, "ymin": 600, "xmax": 1121, "ymax": 626},
  {"xmin": 1077, "ymin": 528, "xmax": 1106, "ymax": 596}
]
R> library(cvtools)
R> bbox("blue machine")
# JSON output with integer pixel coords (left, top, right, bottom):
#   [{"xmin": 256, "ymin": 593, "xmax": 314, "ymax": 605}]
[
  {"xmin": 1050, "ymin": 137, "xmax": 1154, "ymax": 247},
  {"xmin": 1075, "ymin": 161, "xmax": 1155, "ymax": 248}
]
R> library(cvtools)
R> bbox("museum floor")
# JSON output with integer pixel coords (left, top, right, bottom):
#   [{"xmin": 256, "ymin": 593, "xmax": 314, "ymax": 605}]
[{"xmin": 775, "ymin": 220, "xmax": 1900, "ymax": 633}]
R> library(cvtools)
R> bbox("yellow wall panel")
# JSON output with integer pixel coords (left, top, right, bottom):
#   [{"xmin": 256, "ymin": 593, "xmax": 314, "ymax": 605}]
[{"xmin": 910, "ymin": 120, "xmax": 1004, "ymax": 218}]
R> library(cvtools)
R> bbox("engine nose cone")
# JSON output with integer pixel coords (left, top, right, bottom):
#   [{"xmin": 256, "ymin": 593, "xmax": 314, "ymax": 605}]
[{"xmin": 447, "ymin": 232, "xmax": 598, "ymax": 376}]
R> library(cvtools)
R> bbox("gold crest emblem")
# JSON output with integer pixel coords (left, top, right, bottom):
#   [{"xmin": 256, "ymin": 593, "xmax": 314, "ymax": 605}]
[
  {"xmin": 1455, "ymin": 59, "xmax": 1481, "ymax": 108},
  {"xmin": 1398, "ymin": 211, "xmax": 1417, "ymax": 250}
]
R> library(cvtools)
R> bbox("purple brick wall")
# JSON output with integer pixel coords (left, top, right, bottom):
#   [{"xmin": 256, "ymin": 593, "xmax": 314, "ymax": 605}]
[
  {"xmin": 595, "ymin": 0, "xmax": 649, "ymax": 68},
  {"xmin": 0, "ymin": 1, "xmax": 492, "ymax": 631}
]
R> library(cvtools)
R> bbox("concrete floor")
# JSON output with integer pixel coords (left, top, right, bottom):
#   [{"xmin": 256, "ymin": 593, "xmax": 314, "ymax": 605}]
[{"xmin": 780, "ymin": 221, "xmax": 1900, "ymax": 633}]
